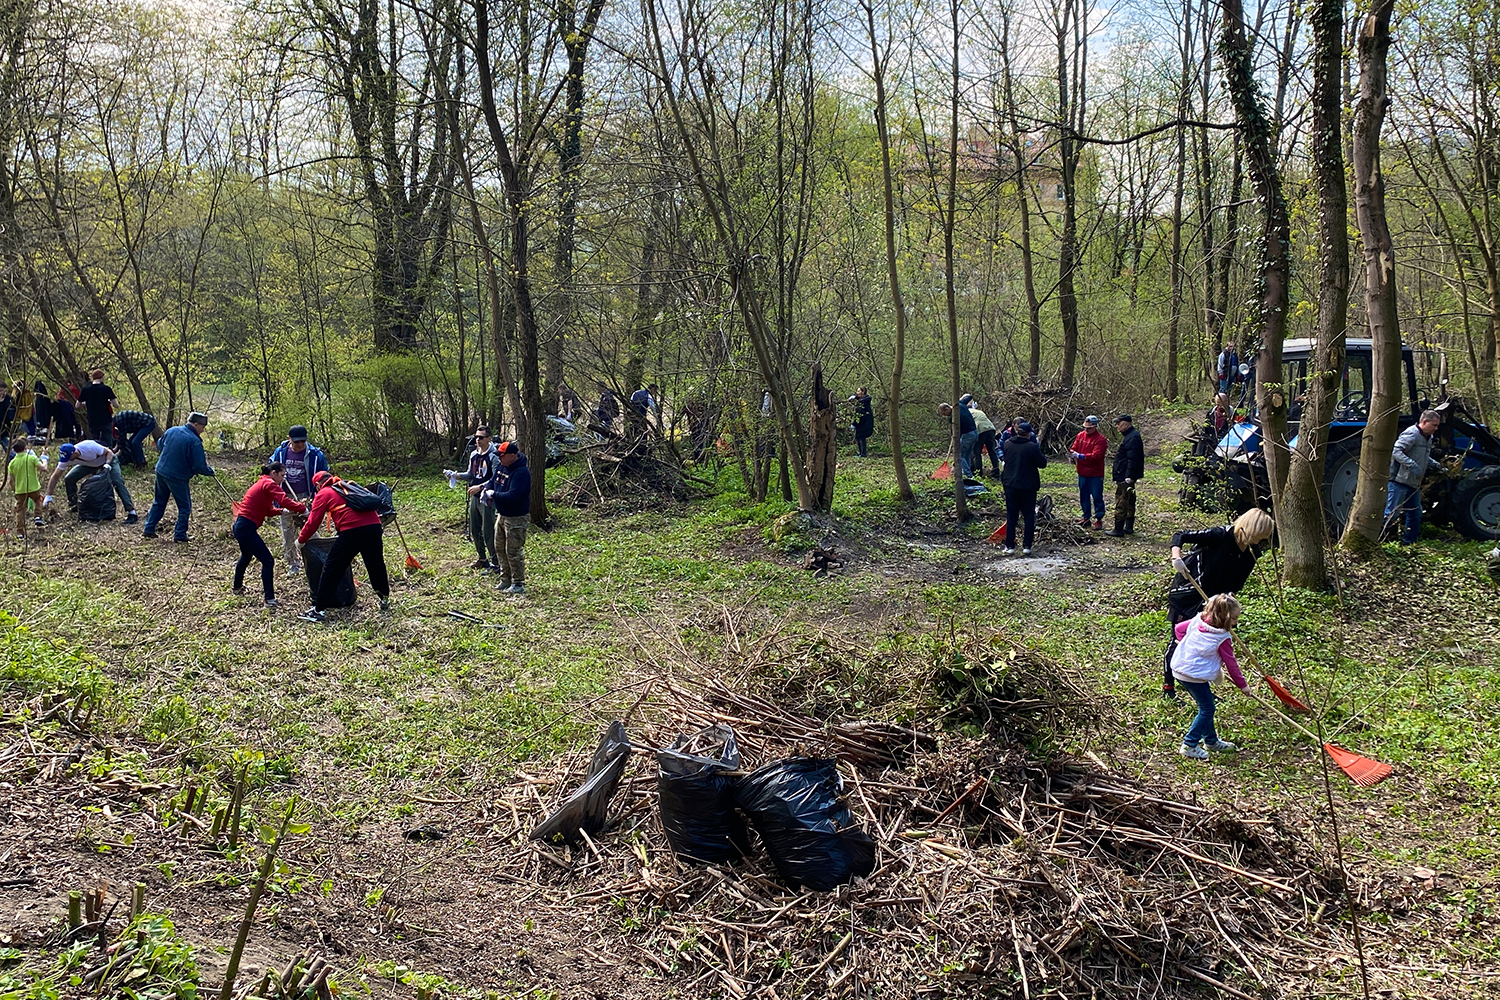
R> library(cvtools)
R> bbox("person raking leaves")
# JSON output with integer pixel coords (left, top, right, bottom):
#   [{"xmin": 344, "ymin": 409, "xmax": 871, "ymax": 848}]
[
  {"xmin": 297, "ymin": 470, "xmax": 390, "ymax": 622},
  {"xmin": 1169, "ymin": 593, "xmax": 1249, "ymax": 760},
  {"xmin": 231, "ymin": 461, "xmax": 305, "ymax": 608}
]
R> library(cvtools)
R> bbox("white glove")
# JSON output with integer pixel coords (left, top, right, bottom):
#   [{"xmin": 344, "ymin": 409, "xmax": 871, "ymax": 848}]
[
  {"xmin": 1171, "ymin": 557, "xmax": 1189, "ymax": 575},
  {"xmin": 1124, "ymin": 478, "xmax": 1134, "ymax": 486},
  {"xmin": 42, "ymin": 495, "xmax": 52, "ymax": 507}
]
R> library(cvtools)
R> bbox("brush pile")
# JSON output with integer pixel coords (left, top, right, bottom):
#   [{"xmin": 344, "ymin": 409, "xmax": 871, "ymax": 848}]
[
  {"xmin": 551, "ymin": 434, "xmax": 698, "ymax": 507},
  {"xmin": 489, "ymin": 614, "xmax": 1349, "ymax": 998}
]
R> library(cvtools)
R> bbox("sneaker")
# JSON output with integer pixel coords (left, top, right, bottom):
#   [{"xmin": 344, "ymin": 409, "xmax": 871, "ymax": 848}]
[
  {"xmin": 232, "ymin": 586, "xmax": 246, "ymax": 596},
  {"xmin": 299, "ymin": 609, "xmax": 326, "ymax": 624},
  {"xmin": 471, "ymin": 558, "xmax": 489, "ymax": 569},
  {"xmin": 1000, "ymin": 547, "xmax": 1015, "ymax": 556},
  {"xmin": 1022, "ymin": 547, "xmax": 1032, "ymax": 556},
  {"xmin": 1093, "ymin": 519, "xmax": 1103, "ymax": 530},
  {"xmin": 1079, "ymin": 517, "xmax": 1091, "ymax": 527},
  {"xmin": 1178, "ymin": 744, "xmax": 1209, "ymax": 761},
  {"xmin": 142, "ymin": 531, "xmax": 157, "ymax": 539},
  {"xmin": 264, "ymin": 598, "xmax": 280, "ymax": 608},
  {"xmin": 1204, "ymin": 738, "xmax": 1239, "ymax": 753},
  {"xmin": 507, "ymin": 583, "xmax": 526, "ymax": 596},
  {"xmin": 379, "ymin": 597, "xmax": 391, "ymax": 613},
  {"xmin": 33, "ymin": 517, "xmax": 42, "ymax": 527},
  {"xmin": 124, "ymin": 512, "xmax": 138, "ymax": 525},
  {"xmin": 497, "ymin": 579, "xmax": 513, "ymax": 590}
]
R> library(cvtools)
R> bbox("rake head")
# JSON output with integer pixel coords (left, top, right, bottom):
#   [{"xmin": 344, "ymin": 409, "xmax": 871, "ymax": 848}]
[
  {"xmin": 985, "ymin": 522, "xmax": 1009, "ymax": 544},
  {"xmin": 931, "ymin": 461, "xmax": 952, "ymax": 480},
  {"xmin": 1263, "ymin": 674, "xmax": 1313, "ymax": 713},
  {"xmin": 1323, "ymin": 744, "xmax": 1393, "ymax": 788},
  {"xmin": 405, "ymin": 553, "xmax": 423, "ymax": 571}
]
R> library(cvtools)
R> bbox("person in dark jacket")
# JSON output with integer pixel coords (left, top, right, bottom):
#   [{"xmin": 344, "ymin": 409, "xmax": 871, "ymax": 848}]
[
  {"xmin": 456, "ymin": 428, "xmax": 500, "ymax": 570},
  {"xmin": 1160, "ymin": 507, "xmax": 1274, "ymax": 697},
  {"xmin": 1106, "ymin": 414, "xmax": 1145, "ymax": 536},
  {"xmin": 999, "ymin": 421, "xmax": 1048, "ymax": 554},
  {"xmin": 111, "ymin": 410, "xmax": 158, "ymax": 468},
  {"xmin": 51, "ymin": 387, "xmax": 77, "ymax": 442},
  {"xmin": 850, "ymin": 387, "xmax": 875, "ymax": 457},
  {"xmin": 297, "ymin": 470, "xmax": 390, "ymax": 621},
  {"xmin": 594, "ymin": 381, "xmax": 620, "ymax": 436},
  {"xmin": 143, "ymin": 413, "xmax": 215, "ymax": 542},
  {"xmin": 484, "ymin": 441, "xmax": 531, "ymax": 594},
  {"xmin": 31, "ymin": 382, "xmax": 50, "ymax": 440},
  {"xmin": 77, "ymin": 370, "xmax": 116, "ymax": 443}
]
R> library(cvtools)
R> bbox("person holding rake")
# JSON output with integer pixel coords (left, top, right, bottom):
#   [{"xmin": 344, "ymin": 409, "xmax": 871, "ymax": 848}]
[{"xmin": 1170, "ymin": 592, "xmax": 1248, "ymax": 760}]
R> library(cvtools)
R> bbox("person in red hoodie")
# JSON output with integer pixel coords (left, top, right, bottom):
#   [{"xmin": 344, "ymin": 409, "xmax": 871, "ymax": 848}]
[
  {"xmin": 233, "ymin": 461, "xmax": 306, "ymax": 607},
  {"xmin": 297, "ymin": 470, "xmax": 389, "ymax": 621},
  {"xmin": 1068, "ymin": 415, "xmax": 1108, "ymax": 529}
]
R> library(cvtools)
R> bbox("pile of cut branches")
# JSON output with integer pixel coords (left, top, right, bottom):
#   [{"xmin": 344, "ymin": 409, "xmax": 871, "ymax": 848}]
[
  {"xmin": 485, "ymin": 613, "xmax": 1351, "ymax": 998},
  {"xmin": 551, "ymin": 435, "xmax": 700, "ymax": 507}
]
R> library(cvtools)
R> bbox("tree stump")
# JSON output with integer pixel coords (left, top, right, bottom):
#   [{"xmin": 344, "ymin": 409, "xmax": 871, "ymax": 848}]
[{"xmin": 805, "ymin": 364, "xmax": 837, "ymax": 512}]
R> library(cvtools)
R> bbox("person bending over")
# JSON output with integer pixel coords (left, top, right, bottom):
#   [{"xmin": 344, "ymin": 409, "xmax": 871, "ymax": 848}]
[
  {"xmin": 297, "ymin": 470, "xmax": 390, "ymax": 622},
  {"xmin": 232, "ymin": 461, "xmax": 305, "ymax": 608}
]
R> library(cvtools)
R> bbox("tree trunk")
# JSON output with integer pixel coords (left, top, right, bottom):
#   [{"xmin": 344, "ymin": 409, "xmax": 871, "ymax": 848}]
[
  {"xmin": 862, "ymin": 0, "xmax": 912, "ymax": 501},
  {"xmin": 1281, "ymin": 0, "xmax": 1348, "ymax": 587},
  {"xmin": 1340, "ymin": 0, "xmax": 1401, "ymax": 555},
  {"xmin": 805, "ymin": 364, "xmax": 836, "ymax": 512},
  {"xmin": 1218, "ymin": 0, "xmax": 1292, "ymax": 504},
  {"xmin": 945, "ymin": 0, "xmax": 967, "ymax": 518},
  {"xmin": 1055, "ymin": 0, "xmax": 1085, "ymax": 389}
]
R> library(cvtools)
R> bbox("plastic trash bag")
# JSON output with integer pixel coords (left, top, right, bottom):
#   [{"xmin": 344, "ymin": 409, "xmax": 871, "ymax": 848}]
[
  {"xmin": 531, "ymin": 720, "xmax": 633, "ymax": 846},
  {"xmin": 734, "ymin": 758, "xmax": 877, "ymax": 891},
  {"xmin": 302, "ymin": 536, "xmax": 356, "ymax": 607},
  {"xmin": 657, "ymin": 725, "xmax": 752, "ymax": 864},
  {"xmin": 78, "ymin": 470, "xmax": 116, "ymax": 522}
]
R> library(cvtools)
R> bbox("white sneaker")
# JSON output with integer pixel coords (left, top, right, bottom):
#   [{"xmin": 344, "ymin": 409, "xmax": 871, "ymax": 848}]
[
  {"xmin": 1204, "ymin": 738, "xmax": 1239, "ymax": 753},
  {"xmin": 1001, "ymin": 547, "xmax": 1015, "ymax": 556},
  {"xmin": 1022, "ymin": 548, "xmax": 1032, "ymax": 556},
  {"xmin": 1178, "ymin": 744, "xmax": 1209, "ymax": 761}
]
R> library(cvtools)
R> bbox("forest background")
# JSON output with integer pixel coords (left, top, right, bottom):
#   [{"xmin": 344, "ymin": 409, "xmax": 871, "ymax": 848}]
[{"xmin": 2, "ymin": 0, "xmax": 1497, "ymax": 519}]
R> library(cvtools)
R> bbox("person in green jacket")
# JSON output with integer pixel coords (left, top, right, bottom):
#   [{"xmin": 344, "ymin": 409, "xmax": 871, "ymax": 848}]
[{"xmin": 9, "ymin": 440, "xmax": 42, "ymax": 537}]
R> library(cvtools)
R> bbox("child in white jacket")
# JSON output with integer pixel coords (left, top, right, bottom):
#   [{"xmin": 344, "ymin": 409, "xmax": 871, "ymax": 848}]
[{"xmin": 1170, "ymin": 593, "xmax": 1248, "ymax": 760}]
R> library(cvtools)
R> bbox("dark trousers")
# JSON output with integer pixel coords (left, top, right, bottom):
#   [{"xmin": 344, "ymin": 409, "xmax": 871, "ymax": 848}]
[
  {"xmin": 314, "ymin": 523, "xmax": 389, "ymax": 610},
  {"xmin": 233, "ymin": 516, "xmax": 275, "ymax": 600},
  {"xmin": 1003, "ymin": 486, "xmax": 1038, "ymax": 549},
  {"xmin": 121, "ymin": 425, "xmax": 153, "ymax": 467},
  {"xmin": 855, "ymin": 433, "xmax": 869, "ymax": 457},
  {"xmin": 977, "ymin": 430, "xmax": 999, "ymax": 474}
]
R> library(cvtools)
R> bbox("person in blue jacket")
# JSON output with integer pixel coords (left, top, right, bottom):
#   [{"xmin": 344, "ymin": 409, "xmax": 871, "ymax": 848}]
[
  {"xmin": 143, "ymin": 412, "xmax": 215, "ymax": 542},
  {"xmin": 483, "ymin": 441, "xmax": 531, "ymax": 595},
  {"xmin": 268, "ymin": 425, "xmax": 331, "ymax": 576}
]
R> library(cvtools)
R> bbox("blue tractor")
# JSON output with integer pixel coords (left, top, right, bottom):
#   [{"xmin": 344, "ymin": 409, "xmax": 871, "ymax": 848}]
[{"xmin": 1178, "ymin": 338, "xmax": 1500, "ymax": 540}]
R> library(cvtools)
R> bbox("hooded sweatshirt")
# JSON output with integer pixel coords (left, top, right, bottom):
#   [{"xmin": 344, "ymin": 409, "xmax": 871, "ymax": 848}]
[{"xmin": 486, "ymin": 454, "xmax": 532, "ymax": 517}]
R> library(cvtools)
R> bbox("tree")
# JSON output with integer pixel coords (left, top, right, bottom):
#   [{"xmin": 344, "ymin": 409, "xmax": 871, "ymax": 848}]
[{"xmin": 1340, "ymin": 0, "xmax": 1401, "ymax": 555}]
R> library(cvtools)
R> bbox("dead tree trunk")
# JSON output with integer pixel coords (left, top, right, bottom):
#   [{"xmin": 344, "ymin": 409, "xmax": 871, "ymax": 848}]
[
  {"xmin": 805, "ymin": 364, "xmax": 836, "ymax": 512},
  {"xmin": 1340, "ymin": 0, "xmax": 1402, "ymax": 555}
]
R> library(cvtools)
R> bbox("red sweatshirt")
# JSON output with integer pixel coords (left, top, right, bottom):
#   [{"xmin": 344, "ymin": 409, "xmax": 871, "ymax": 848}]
[
  {"xmin": 233, "ymin": 476, "xmax": 306, "ymax": 527},
  {"xmin": 298, "ymin": 483, "xmax": 381, "ymax": 542},
  {"xmin": 1070, "ymin": 429, "xmax": 1108, "ymax": 478}
]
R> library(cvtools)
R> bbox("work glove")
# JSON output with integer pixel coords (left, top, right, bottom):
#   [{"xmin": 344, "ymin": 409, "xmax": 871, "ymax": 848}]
[
  {"xmin": 1123, "ymin": 478, "xmax": 1134, "ymax": 486},
  {"xmin": 1171, "ymin": 556, "xmax": 1189, "ymax": 576}
]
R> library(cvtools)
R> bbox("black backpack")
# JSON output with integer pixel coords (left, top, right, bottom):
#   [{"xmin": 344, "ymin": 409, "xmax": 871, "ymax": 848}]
[{"xmin": 332, "ymin": 480, "xmax": 397, "ymax": 522}]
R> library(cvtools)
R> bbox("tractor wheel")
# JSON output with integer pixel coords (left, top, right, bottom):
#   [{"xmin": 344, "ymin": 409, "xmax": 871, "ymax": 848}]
[
  {"xmin": 1322, "ymin": 437, "xmax": 1363, "ymax": 534},
  {"xmin": 1450, "ymin": 465, "xmax": 1500, "ymax": 541}
]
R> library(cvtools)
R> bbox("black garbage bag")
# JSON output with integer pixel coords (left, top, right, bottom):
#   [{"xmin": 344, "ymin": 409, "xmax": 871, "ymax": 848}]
[
  {"xmin": 78, "ymin": 471, "xmax": 116, "ymax": 522},
  {"xmin": 367, "ymin": 482, "xmax": 398, "ymax": 524},
  {"xmin": 734, "ymin": 758, "xmax": 877, "ymax": 891},
  {"xmin": 302, "ymin": 536, "xmax": 356, "ymax": 607},
  {"xmin": 530, "ymin": 720, "xmax": 633, "ymax": 846},
  {"xmin": 657, "ymin": 725, "xmax": 752, "ymax": 865}
]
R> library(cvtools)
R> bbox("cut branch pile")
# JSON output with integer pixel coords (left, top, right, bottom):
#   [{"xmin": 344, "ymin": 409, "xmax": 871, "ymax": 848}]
[
  {"xmin": 551, "ymin": 435, "xmax": 699, "ymax": 507},
  {"xmin": 487, "ymin": 613, "xmax": 1350, "ymax": 998}
]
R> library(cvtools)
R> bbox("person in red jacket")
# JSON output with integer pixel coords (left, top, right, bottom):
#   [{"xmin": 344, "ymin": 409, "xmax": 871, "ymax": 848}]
[
  {"xmin": 1068, "ymin": 415, "xmax": 1108, "ymax": 529},
  {"xmin": 297, "ymin": 470, "xmax": 389, "ymax": 621},
  {"xmin": 232, "ymin": 461, "xmax": 306, "ymax": 607}
]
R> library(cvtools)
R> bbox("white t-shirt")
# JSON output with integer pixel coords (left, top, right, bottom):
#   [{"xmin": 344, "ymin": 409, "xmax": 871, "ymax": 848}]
[{"xmin": 74, "ymin": 440, "xmax": 111, "ymax": 468}]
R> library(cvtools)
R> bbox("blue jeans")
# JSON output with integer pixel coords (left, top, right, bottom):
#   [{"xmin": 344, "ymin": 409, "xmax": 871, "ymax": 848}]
[
  {"xmin": 144, "ymin": 474, "xmax": 192, "ymax": 540},
  {"xmin": 1383, "ymin": 481, "xmax": 1422, "ymax": 544},
  {"xmin": 1181, "ymin": 680, "xmax": 1218, "ymax": 747},
  {"xmin": 958, "ymin": 431, "xmax": 978, "ymax": 478},
  {"xmin": 123, "ymin": 425, "xmax": 153, "ymax": 467},
  {"xmin": 1078, "ymin": 475, "xmax": 1104, "ymax": 521}
]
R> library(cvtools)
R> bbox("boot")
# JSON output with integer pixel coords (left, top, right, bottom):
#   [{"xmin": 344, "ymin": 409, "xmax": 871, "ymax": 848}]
[
  {"xmin": 1124, "ymin": 517, "xmax": 1135, "ymax": 535},
  {"xmin": 1105, "ymin": 517, "xmax": 1126, "ymax": 538}
]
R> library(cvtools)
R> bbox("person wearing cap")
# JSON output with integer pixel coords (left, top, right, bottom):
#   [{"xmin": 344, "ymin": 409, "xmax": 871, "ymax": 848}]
[
  {"xmin": 143, "ymin": 412, "xmax": 215, "ymax": 542},
  {"xmin": 44, "ymin": 442, "xmax": 79, "ymax": 503},
  {"xmin": 269, "ymin": 425, "xmax": 330, "ymax": 576},
  {"xmin": 63, "ymin": 437, "xmax": 136, "ymax": 523},
  {"xmin": 1106, "ymin": 414, "xmax": 1145, "ymax": 537},
  {"xmin": 111, "ymin": 409, "xmax": 158, "ymax": 468},
  {"xmin": 999, "ymin": 420, "xmax": 1048, "ymax": 555},
  {"xmin": 1069, "ymin": 415, "xmax": 1108, "ymax": 529},
  {"xmin": 77, "ymin": 369, "xmax": 116, "ymax": 444},
  {"xmin": 483, "ymin": 441, "xmax": 531, "ymax": 594},
  {"xmin": 297, "ymin": 470, "xmax": 390, "ymax": 620},
  {"xmin": 454, "ymin": 426, "xmax": 500, "ymax": 571}
]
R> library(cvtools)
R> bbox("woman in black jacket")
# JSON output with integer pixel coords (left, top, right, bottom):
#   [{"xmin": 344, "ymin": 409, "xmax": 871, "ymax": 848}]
[
  {"xmin": 850, "ymin": 387, "xmax": 875, "ymax": 457},
  {"xmin": 999, "ymin": 421, "xmax": 1048, "ymax": 554}
]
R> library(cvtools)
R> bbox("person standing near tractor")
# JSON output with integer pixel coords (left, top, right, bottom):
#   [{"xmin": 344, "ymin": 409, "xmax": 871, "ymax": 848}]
[
  {"xmin": 1216, "ymin": 341, "xmax": 1240, "ymax": 395},
  {"xmin": 1384, "ymin": 409, "xmax": 1442, "ymax": 545},
  {"xmin": 1069, "ymin": 415, "xmax": 1108, "ymax": 529},
  {"xmin": 77, "ymin": 370, "xmax": 116, "ymax": 444},
  {"xmin": 269, "ymin": 425, "xmax": 330, "ymax": 577},
  {"xmin": 1107, "ymin": 414, "xmax": 1145, "ymax": 537},
  {"xmin": 297, "ymin": 470, "xmax": 390, "ymax": 621},
  {"xmin": 1161, "ymin": 507, "xmax": 1274, "ymax": 698},
  {"xmin": 143, "ymin": 412, "xmax": 215, "ymax": 542},
  {"xmin": 485, "ymin": 440, "xmax": 531, "ymax": 595},
  {"xmin": 850, "ymin": 387, "xmax": 874, "ymax": 458}
]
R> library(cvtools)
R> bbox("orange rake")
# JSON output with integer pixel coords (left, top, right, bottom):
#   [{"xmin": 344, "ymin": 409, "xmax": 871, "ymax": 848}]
[
  {"xmin": 1244, "ymin": 689, "xmax": 1394, "ymax": 788},
  {"xmin": 393, "ymin": 519, "xmax": 423, "ymax": 572},
  {"xmin": 985, "ymin": 522, "xmax": 1009, "ymax": 544},
  {"xmin": 931, "ymin": 461, "xmax": 952, "ymax": 480},
  {"xmin": 1179, "ymin": 571, "xmax": 1312, "ymax": 713}
]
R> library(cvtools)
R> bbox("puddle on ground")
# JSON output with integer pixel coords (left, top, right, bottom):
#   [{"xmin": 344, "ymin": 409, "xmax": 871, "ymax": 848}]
[{"xmin": 981, "ymin": 555, "xmax": 1069, "ymax": 577}]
